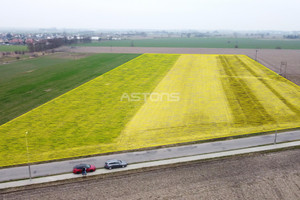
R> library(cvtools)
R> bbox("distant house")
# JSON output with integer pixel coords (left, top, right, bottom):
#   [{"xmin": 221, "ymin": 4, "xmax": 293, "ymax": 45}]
[
  {"xmin": 75, "ymin": 36, "xmax": 83, "ymax": 40},
  {"xmin": 9, "ymin": 39, "xmax": 24, "ymax": 45},
  {"xmin": 112, "ymin": 37, "xmax": 121, "ymax": 40},
  {"xmin": 91, "ymin": 36, "xmax": 100, "ymax": 40},
  {"xmin": 25, "ymin": 39, "xmax": 34, "ymax": 44}
]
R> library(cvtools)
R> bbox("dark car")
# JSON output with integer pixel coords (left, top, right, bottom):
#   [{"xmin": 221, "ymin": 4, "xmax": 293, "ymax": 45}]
[
  {"xmin": 104, "ymin": 159, "xmax": 127, "ymax": 169},
  {"xmin": 73, "ymin": 164, "xmax": 96, "ymax": 174}
]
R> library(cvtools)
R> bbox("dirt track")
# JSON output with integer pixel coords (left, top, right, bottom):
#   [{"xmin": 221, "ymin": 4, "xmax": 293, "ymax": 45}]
[
  {"xmin": 59, "ymin": 46, "xmax": 300, "ymax": 86},
  {"xmin": 2, "ymin": 149, "xmax": 300, "ymax": 200}
]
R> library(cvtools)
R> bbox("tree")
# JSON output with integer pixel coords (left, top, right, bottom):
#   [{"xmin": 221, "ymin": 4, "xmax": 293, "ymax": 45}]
[
  {"xmin": 27, "ymin": 43, "xmax": 35, "ymax": 52},
  {"xmin": 6, "ymin": 33, "xmax": 12, "ymax": 39}
]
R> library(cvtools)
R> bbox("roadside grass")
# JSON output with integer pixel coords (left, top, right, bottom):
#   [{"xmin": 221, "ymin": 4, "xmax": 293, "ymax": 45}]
[
  {"xmin": 74, "ymin": 38, "xmax": 300, "ymax": 49},
  {"xmin": 0, "ymin": 53, "xmax": 140, "ymax": 125},
  {"xmin": 0, "ymin": 54, "xmax": 179, "ymax": 167},
  {"xmin": 0, "ymin": 45, "xmax": 28, "ymax": 52}
]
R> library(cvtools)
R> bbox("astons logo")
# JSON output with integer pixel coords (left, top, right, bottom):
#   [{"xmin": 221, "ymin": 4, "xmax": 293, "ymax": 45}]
[{"xmin": 120, "ymin": 92, "xmax": 180, "ymax": 102}]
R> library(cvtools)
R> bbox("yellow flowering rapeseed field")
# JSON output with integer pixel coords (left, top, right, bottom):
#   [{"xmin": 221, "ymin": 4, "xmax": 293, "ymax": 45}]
[
  {"xmin": 0, "ymin": 54, "xmax": 299, "ymax": 167},
  {"xmin": 121, "ymin": 54, "xmax": 300, "ymax": 149}
]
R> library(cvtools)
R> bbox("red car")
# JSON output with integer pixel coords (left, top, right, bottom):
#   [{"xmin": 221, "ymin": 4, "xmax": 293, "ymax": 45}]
[{"xmin": 73, "ymin": 164, "xmax": 96, "ymax": 174}]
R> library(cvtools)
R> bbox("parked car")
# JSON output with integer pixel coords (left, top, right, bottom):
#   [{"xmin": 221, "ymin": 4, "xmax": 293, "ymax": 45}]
[
  {"xmin": 104, "ymin": 159, "xmax": 128, "ymax": 169},
  {"xmin": 73, "ymin": 164, "xmax": 96, "ymax": 174}
]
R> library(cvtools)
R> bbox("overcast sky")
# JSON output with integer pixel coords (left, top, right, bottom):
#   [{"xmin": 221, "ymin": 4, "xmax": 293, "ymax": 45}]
[{"xmin": 1, "ymin": 0, "xmax": 299, "ymax": 31}]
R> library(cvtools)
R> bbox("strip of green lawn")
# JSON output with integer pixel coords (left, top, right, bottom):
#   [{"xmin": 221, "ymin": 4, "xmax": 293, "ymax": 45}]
[
  {"xmin": 0, "ymin": 53, "xmax": 140, "ymax": 125},
  {"xmin": 74, "ymin": 38, "xmax": 300, "ymax": 49},
  {"xmin": 0, "ymin": 45, "xmax": 28, "ymax": 52}
]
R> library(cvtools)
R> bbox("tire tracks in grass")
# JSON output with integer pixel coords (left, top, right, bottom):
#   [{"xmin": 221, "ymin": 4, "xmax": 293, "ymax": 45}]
[
  {"xmin": 235, "ymin": 56, "xmax": 300, "ymax": 116},
  {"xmin": 218, "ymin": 55, "xmax": 275, "ymax": 127}
]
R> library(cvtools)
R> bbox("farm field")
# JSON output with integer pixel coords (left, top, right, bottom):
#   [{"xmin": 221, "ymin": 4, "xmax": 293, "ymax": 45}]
[
  {"xmin": 74, "ymin": 38, "xmax": 300, "ymax": 49},
  {"xmin": 65, "ymin": 47, "xmax": 300, "ymax": 86},
  {"xmin": 0, "ymin": 45, "xmax": 28, "ymax": 52},
  {"xmin": 0, "ymin": 54, "xmax": 179, "ymax": 166},
  {"xmin": 0, "ymin": 54, "xmax": 300, "ymax": 167},
  {"xmin": 121, "ymin": 54, "xmax": 300, "ymax": 148},
  {"xmin": 0, "ymin": 53, "xmax": 140, "ymax": 125}
]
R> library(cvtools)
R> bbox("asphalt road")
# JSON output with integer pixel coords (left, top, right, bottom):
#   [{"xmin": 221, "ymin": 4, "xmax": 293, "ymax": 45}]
[
  {"xmin": 0, "ymin": 130, "xmax": 299, "ymax": 182},
  {"xmin": 2, "ymin": 149, "xmax": 299, "ymax": 200}
]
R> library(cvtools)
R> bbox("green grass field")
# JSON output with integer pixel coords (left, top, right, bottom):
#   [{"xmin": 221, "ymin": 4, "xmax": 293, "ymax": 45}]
[
  {"xmin": 0, "ymin": 53, "xmax": 140, "ymax": 125},
  {"xmin": 74, "ymin": 38, "xmax": 300, "ymax": 49},
  {"xmin": 0, "ymin": 45, "xmax": 28, "ymax": 52}
]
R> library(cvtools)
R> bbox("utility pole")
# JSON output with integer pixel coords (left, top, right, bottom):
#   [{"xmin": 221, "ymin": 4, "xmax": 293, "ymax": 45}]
[
  {"xmin": 274, "ymin": 104, "xmax": 279, "ymax": 144},
  {"xmin": 25, "ymin": 131, "xmax": 32, "ymax": 180},
  {"xmin": 280, "ymin": 61, "xmax": 287, "ymax": 78},
  {"xmin": 255, "ymin": 50, "xmax": 258, "ymax": 61},
  {"xmin": 274, "ymin": 130, "xmax": 278, "ymax": 144}
]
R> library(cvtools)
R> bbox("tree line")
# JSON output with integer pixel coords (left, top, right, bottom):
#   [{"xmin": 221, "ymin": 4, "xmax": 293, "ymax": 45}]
[
  {"xmin": 27, "ymin": 37, "xmax": 91, "ymax": 52},
  {"xmin": 283, "ymin": 35, "xmax": 300, "ymax": 39}
]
